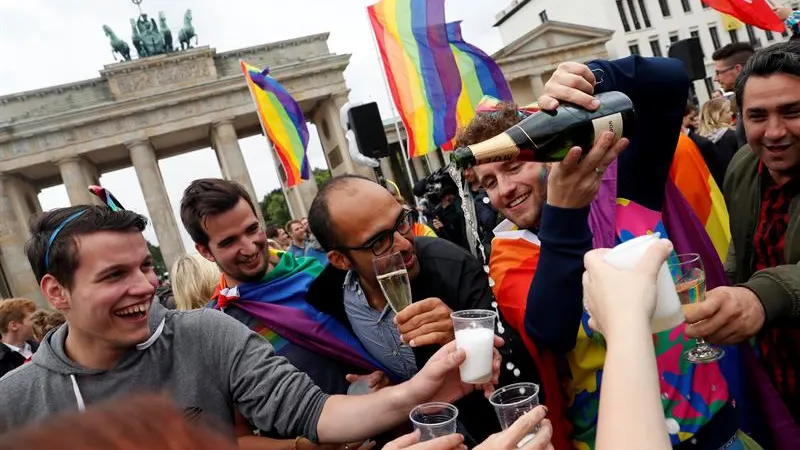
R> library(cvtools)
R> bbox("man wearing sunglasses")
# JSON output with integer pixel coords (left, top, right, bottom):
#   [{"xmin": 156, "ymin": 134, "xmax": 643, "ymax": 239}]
[{"xmin": 306, "ymin": 175, "xmax": 542, "ymax": 444}]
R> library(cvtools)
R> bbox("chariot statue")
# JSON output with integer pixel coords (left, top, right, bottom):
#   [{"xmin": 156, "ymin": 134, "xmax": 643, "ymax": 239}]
[{"xmin": 104, "ymin": 0, "xmax": 198, "ymax": 61}]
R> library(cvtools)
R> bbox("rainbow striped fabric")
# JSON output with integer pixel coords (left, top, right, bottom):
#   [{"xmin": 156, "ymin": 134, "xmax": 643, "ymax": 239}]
[
  {"xmin": 240, "ymin": 61, "xmax": 310, "ymax": 187},
  {"xmin": 669, "ymin": 133, "xmax": 731, "ymax": 262},
  {"xmin": 445, "ymin": 21, "xmax": 512, "ymax": 149},
  {"xmin": 368, "ymin": 0, "xmax": 462, "ymax": 157}
]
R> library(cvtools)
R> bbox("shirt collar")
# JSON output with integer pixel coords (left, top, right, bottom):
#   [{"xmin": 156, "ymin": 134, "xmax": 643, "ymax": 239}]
[
  {"xmin": 343, "ymin": 270, "xmax": 393, "ymax": 319},
  {"xmin": 4, "ymin": 342, "xmax": 30, "ymax": 355}
]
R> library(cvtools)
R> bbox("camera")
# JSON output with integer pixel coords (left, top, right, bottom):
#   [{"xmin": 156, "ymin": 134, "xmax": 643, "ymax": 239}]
[{"xmin": 413, "ymin": 168, "xmax": 459, "ymax": 221}]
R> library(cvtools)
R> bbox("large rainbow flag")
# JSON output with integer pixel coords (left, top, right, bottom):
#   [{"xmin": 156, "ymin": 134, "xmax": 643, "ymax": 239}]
[
  {"xmin": 444, "ymin": 21, "xmax": 512, "ymax": 150},
  {"xmin": 669, "ymin": 133, "xmax": 731, "ymax": 262},
  {"xmin": 368, "ymin": 0, "xmax": 462, "ymax": 157},
  {"xmin": 240, "ymin": 61, "xmax": 310, "ymax": 187}
]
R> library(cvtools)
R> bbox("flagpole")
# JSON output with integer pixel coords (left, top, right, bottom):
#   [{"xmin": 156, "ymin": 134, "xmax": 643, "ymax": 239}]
[
  {"xmin": 239, "ymin": 60, "xmax": 298, "ymax": 220},
  {"xmin": 366, "ymin": 9, "xmax": 419, "ymax": 204}
]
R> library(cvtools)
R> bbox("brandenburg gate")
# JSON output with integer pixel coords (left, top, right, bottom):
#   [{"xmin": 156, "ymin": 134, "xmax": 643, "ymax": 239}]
[{"xmin": 0, "ymin": 32, "xmax": 373, "ymax": 302}]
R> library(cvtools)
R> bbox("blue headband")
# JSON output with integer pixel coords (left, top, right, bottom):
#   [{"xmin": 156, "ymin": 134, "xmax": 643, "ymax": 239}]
[{"xmin": 44, "ymin": 210, "xmax": 88, "ymax": 271}]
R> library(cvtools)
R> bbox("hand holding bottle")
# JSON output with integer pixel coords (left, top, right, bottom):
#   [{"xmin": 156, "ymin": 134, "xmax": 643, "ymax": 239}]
[
  {"xmin": 546, "ymin": 131, "xmax": 628, "ymax": 209},
  {"xmin": 538, "ymin": 62, "xmax": 600, "ymax": 111}
]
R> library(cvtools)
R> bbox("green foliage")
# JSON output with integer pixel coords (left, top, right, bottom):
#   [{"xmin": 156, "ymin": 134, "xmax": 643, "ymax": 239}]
[
  {"xmin": 260, "ymin": 189, "xmax": 292, "ymax": 228},
  {"xmin": 146, "ymin": 241, "xmax": 168, "ymax": 276},
  {"xmin": 313, "ymin": 167, "xmax": 332, "ymax": 187}
]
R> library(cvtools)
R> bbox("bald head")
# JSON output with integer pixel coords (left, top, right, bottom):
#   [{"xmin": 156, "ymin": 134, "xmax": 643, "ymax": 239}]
[{"xmin": 308, "ymin": 175, "xmax": 400, "ymax": 251}]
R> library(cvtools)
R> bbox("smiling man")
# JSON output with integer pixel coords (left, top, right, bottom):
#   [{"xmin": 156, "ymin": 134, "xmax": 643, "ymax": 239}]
[
  {"xmin": 306, "ymin": 174, "xmax": 543, "ymax": 444},
  {"xmin": 0, "ymin": 203, "xmax": 501, "ymax": 442},
  {"xmin": 685, "ymin": 42, "xmax": 800, "ymax": 423}
]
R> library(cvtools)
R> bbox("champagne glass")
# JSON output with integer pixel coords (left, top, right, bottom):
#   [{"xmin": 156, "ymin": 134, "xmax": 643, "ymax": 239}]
[
  {"xmin": 669, "ymin": 253, "xmax": 725, "ymax": 363},
  {"xmin": 373, "ymin": 252, "xmax": 412, "ymax": 313}
]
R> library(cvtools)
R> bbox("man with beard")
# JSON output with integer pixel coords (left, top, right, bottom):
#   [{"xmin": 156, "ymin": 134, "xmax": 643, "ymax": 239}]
[
  {"xmin": 305, "ymin": 175, "xmax": 550, "ymax": 446},
  {"xmin": 468, "ymin": 55, "xmax": 758, "ymax": 448}
]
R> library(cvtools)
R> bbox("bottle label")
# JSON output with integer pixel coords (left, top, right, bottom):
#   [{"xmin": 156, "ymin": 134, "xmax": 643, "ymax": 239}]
[{"xmin": 591, "ymin": 113, "xmax": 624, "ymax": 143}]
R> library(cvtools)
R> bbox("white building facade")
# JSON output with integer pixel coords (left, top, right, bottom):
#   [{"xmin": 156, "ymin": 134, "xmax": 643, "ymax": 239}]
[{"xmin": 495, "ymin": 0, "xmax": 798, "ymax": 103}]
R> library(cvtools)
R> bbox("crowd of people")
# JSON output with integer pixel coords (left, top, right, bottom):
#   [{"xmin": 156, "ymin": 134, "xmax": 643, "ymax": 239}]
[{"xmin": 1, "ymin": 31, "xmax": 800, "ymax": 450}]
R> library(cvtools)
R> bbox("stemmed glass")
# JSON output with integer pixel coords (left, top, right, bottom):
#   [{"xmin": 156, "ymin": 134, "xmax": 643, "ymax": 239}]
[
  {"xmin": 669, "ymin": 253, "xmax": 725, "ymax": 363},
  {"xmin": 373, "ymin": 251, "xmax": 412, "ymax": 313}
]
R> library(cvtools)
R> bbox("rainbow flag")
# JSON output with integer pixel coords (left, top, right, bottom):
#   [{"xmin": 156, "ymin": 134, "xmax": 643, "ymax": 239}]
[
  {"xmin": 368, "ymin": 0, "xmax": 462, "ymax": 157},
  {"xmin": 240, "ymin": 61, "xmax": 310, "ymax": 187},
  {"xmin": 444, "ymin": 21, "xmax": 512, "ymax": 150},
  {"xmin": 669, "ymin": 133, "xmax": 731, "ymax": 262}
]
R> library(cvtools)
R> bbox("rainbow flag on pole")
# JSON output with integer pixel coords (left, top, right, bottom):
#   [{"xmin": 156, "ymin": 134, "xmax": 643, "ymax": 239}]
[
  {"xmin": 445, "ymin": 21, "xmax": 512, "ymax": 150},
  {"xmin": 368, "ymin": 0, "xmax": 462, "ymax": 157},
  {"xmin": 240, "ymin": 61, "xmax": 310, "ymax": 187}
]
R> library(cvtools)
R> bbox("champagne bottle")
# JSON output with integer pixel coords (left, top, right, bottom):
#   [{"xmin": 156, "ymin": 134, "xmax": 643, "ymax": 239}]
[{"xmin": 450, "ymin": 91, "xmax": 635, "ymax": 169}]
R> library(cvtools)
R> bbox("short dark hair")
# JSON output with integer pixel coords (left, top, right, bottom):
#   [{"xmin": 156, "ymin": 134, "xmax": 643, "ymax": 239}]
[
  {"xmin": 735, "ymin": 42, "xmax": 800, "ymax": 109},
  {"xmin": 25, "ymin": 206, "xmax": 148, "ymax": 289},
  {"xmin": 455, "ymin": 102, "xmax": 524, "ymax": 148},
  {"xmin": 265, "ymin": 224, "xmax": 281, "ymax": 239},
  {"xmin": 284, "ymin": 220, "xmax": 302, "ymax": 234},
  {"xmin": 685, "ymin": 101, "xmax": 698, "ymax": 116},
  {"xmin": 712, "ymin": 42, "xmax": 755, "ymax": 65},
  {"xmin": 180, "ymin": 179, "xmax": 257, "ymax": 247},
  {"xmin": 308, "ymin": 174, "xmax": 374, "ymax": 251}
]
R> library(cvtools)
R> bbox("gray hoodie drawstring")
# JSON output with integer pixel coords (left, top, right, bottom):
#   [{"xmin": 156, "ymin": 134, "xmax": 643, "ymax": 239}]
[
  {"xmin": 67, "ymin": 318, "xmax": 165, "ymax": 413},
  {"xmin": 70, "ymin": 374, "xmax": 85, "ymax": 412}
]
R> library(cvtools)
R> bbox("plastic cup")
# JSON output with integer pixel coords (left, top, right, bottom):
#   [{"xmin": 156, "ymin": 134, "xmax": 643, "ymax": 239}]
[
  {"xmin": 409, "ymin": 402, "xmax": 458, "ymax": 441},
  {"xmin": 601, "ymin": 234, "xmax": 684, "ymax": 332},
  {"xmin": 489, "ymin": 383, "xmax": 540, "ymax": 445},
  {"xmin": 451, "ymin": 309, "xmax": 496, "ymax": 384}
]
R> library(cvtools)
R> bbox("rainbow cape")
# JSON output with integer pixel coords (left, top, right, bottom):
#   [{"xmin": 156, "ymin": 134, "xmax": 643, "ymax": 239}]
[
  {"xmin": 367, "ymin": 0, "xmax": 462, "ymax": 157},
  {"xmin": 240, "ymin": 61, "xmax": 310, "ymax": 187},
  {"xmin": 443, "ymin": 21, "xmax": 512, "ymax": 150},
  {"xmin": 210, "ymin": 252, "xmax": 389, "ymax": 375},
  {"xmin": 669, "ymin": 133, "xmax": 731, "ymax": 262}
]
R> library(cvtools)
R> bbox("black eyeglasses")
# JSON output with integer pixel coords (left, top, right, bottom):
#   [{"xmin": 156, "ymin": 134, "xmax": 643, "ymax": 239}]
[{"xmin": 336, "ymin": 209, "xmax": 414, "ymax": 256}]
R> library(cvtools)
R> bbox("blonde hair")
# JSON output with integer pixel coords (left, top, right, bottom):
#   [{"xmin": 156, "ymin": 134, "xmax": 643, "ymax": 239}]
[
  {"xmin": 0, "ymin": 298, "xmax": 37, "ymax": 334},
  {"xmin": 169, "ymin": 254, "xmax": 221, "ymax": 310},
  {"xmin": 29, "ymin": 309, "xmax": 65, "ymax": 341},
  {"xmin": 698, "ymin": 98, "xmax": 733, "ymax": 138}
]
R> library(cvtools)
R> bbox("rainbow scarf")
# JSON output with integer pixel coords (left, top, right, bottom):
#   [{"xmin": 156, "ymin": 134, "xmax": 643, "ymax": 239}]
[
  {"xmin": 210, "ymin": 252, "xmax": 389, "ymax": 375},
  {"xmin": 669, "ymin": 133, "xmax": 731, "ymax": 262}
]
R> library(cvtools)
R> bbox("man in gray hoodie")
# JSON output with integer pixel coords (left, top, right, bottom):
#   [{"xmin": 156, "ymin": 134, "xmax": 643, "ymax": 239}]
[{"xmin": 0, "ymin": 205, "xmax": 499, "ymax": 444}]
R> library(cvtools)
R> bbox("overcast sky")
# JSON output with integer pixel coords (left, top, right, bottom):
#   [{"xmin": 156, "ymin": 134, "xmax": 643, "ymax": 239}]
[{"xmin": 0, "ymin": 0, "xmax": 506, "ymax": 252}]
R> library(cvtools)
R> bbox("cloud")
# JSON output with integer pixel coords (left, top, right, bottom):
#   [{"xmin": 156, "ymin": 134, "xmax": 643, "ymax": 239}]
[{"xmin": 2, "ymin": 0, "xmax": 504, "ymax": 254}]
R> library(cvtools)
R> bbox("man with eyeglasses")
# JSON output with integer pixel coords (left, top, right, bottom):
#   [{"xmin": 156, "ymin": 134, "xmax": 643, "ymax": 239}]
[
  {"xmin": 306, "ymin": 174, "xmax": 542, "ymax": 444},
  {"xmin": 713, "ymin": 42, "xmax": 755, "ymax": 148}
]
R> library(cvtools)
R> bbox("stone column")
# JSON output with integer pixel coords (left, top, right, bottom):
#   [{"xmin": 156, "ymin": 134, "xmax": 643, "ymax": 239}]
[
  {"xmin": 0, "ymin": 175, "xmax": 43, "ymax": 305},
  {"xmin": 127, "ymin": 139, "xmax": 186, "ymax": 270},
  {"xmin": 411, "ymin": 156, "xmax": 429, "ymax": 181},
  {"xmin": 426, "ymin": 149, "xmax": 444, "ymax": 172},
  {"xmin": 315, "ymin": 95, "xmax": 376, "ymax": 180},
  {"xmin": 210, "ymin": 119, "xmax": 265, "ymax": 224},
  {"xmin": 57, "ymin": 157, "xmax": 98, "ymax": 206},
  {"xmin": 530, "ymin": 73, "xmax": 546, "ymax": 99}
]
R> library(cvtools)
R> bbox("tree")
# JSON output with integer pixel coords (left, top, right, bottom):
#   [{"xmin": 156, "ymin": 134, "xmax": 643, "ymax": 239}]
[
  {"xmin": 260, "ymin": 188, "xmax": 291, "ymax": 227},
  {"xmin": 146, "ymin": 241, "xmax": 168, "ymax": 276},
  {"xmin": 313, "ymin": 167, "xmax": 332, "ymax": 187}
]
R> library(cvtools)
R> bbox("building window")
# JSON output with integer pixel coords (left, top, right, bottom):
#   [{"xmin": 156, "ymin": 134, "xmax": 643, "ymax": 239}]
[
  {"xmin": 539, "ymin": 10, "xmax": 549, "ymax": 23},
  {"xmin": 627, "ymin": 0, "xmax": 642, "ymax": 30},
  {"xmin": 681, "ymin": 0, "xmax": 692, "ymax": 12},
  {"xmin": 746, "ymin": 25, "xmax": 759, "ymax": 46},
  {"xmin": 638, "ymin": 0, "xmax": 652, "ymax": 27},
  {"xmin": 729, "ymin": 28, "xmax": 739, "ymax": 43},
  {"xmin": 650, "ymin": 38, "xmax": 663, "ymax": 57},
  {"xmin": 658, "ymin": 0, "xmax": 671, "ymax": 17},
  {"xmin": 709, "ymin": 25, "xmax": 721, "ymax": 50},
  {"xmin": 670, "ymin": 33, "xmax": 680, "ymax": 44},
  {"xmin": 766, "ymin": 30, "xmax": 775, "ymax": 41},
  {"xmin": 705, "ymin": 77, "xmax": 715, "ymax": 98},
  {"xmin": 629, "ymin": 43, "xmax": 641, "ymax": 55},
  {"xmin": 616, "ymin": 0, "xmax": 631, "ymax": 32},
  {"xmin": 690, "ymin": 29, "xmax": 703, "ymax": 55}
]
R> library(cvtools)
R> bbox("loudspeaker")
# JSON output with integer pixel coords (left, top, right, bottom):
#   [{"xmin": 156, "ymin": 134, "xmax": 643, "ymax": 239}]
[
  {"xmin": 348, "ymin": 102, "xmax": 390, "ymax": 159},
  {"xmin": 668, "ymin": 38, "xmax": 706, "ymax": 81}
]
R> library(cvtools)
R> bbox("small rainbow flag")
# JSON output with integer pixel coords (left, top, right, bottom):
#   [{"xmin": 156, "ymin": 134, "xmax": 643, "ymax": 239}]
[
  {"xmin": 669, "ymin": 133, "xmax": 731, "ymax": 261},
  {"xmin": 444, "ymin": 21, "xmax": 512, "ymax": 150},
  {"xmin": 368, "ymin": 0, "xmax": 462, "ymax": 157},
  {"xmin": 240, "ymin": 61, "xmax": 310, "ymax": 187}
]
